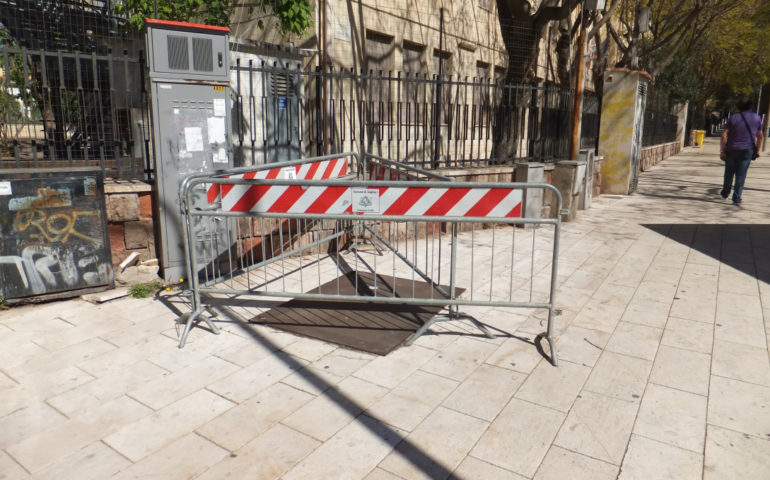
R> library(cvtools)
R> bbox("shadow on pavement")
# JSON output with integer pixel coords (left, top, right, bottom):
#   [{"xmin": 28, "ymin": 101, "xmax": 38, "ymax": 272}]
[
  {"xmin": 642, "ymin": 224, "xmax": 770, "ymax": 283},
  {"xmin": 153, "ymin": 289, "xmax": 464, "ymax": 479}
]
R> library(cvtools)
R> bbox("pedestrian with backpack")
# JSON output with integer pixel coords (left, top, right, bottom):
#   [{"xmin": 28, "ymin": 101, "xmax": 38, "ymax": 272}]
[{"xmin": 719, "ymin": 97, "xmax": 764, "ymax": 205}]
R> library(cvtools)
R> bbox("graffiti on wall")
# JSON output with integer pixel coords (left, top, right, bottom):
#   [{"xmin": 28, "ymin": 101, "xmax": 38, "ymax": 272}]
[{"xmin": 0, "ymin": 172, "xmax": 113, "ymax": 300}]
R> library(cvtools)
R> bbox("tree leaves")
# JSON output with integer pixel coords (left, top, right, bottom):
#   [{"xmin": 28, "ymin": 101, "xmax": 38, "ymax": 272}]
[{"xmin": 113, "ymin": 0, "xmax": 313, "ymax": 35}]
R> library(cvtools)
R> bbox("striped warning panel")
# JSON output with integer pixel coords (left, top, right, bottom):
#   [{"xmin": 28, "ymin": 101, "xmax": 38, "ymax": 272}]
[
  {"xmin": 206, "ymin": 156, "xmax": 349, "ymax": 204},
  {"xmin": 218, "ymin": 184, "xmax": 522, "ymax": 218},
  {"xmin": 368, "ymin": 163, "xmax": 419, "ymax": 181}
]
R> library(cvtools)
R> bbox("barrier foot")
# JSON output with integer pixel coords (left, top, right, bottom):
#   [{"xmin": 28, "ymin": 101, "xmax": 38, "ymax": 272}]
[
  {"xmin": 462, "ymin": 315, "xmax": 496, "ymax": 340},
  {"xmin": 404, "ymin": 316, "xmax": 438, "ymax": 346},
  {"xmin": 404, "ymin": 309, "xmax": 496, "ymax": 347},
  {"xmin": 176, "ymin": 310, "xmax": 220, "ymax": 349},
  {"xmin": 202, "ymin": 313, "xmax": 221, "ymax": 335},
  {"xmin": 536, "ymin": 332, "xmax": 558, "ymax": 366}
]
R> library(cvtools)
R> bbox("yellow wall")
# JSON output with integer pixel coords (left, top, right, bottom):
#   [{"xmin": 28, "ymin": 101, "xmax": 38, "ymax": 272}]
[{"xmin": 598, "ymin": 69, "xmax": 645, "ymax": 194}]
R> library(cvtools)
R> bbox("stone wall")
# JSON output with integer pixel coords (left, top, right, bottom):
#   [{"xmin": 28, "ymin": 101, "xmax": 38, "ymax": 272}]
[
  {"xmin": 593, "ymin": 156, "xmax": 604, "ymax": 197},
  {"xmin": 104, "ymin": 181, "xmax": 156, "ymax": 269},
  {"xmin": 435, "ymin": 165, "xmax": 516, "ymax": 183},
  {"xmin": 640, "ymin": 141, "xmax": 682, "ymax": 172}
]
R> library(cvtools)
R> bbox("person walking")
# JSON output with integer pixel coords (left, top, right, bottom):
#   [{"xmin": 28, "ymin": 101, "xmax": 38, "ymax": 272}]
[{"xmin": 720, "ymin": 98, "xmax": 763, "ymax": 204}]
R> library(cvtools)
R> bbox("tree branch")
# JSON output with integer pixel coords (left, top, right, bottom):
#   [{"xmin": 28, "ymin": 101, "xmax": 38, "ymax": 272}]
[
  {"xmin": 500, "ymin": 0, "xmax": 534, "ymax": 19},
  {"xmin": 588, "ymin": 0, "xmax": 622, "ymax": 38},
  {"xmin": 533, "ymin": 0, "xmax": 581, "ymax": 29}
]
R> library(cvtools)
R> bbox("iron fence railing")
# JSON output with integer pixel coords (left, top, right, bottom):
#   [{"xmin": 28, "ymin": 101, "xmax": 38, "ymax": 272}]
[
  {"xmin": 232, "ymin": 62, "xmax": 582, "ymax": 169},
  {"xmin": 580, "ymin": 90, "xmax": 600, "ymax": 151},
  {"xmin": 642, "ymin": 87, "xmax": 678, "ymax": 147},
  {"xmin": 0, "ymin": 46, "xmax": 147, "ymax": 178}
]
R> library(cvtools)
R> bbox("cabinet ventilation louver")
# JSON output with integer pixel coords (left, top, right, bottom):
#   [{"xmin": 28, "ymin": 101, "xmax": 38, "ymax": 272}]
[
  {"xmin": 193, "ymin": 38, "xmax": 213, "ymax": 72},
  {"xmin": 167, "ymin": 35, "xmax": 189, "ymax": 70}
]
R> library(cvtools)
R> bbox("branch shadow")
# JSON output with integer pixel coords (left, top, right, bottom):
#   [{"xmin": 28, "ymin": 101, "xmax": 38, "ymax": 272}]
[
  {"xmin": 641, "ymin": 223, "xmax": 770, "ymax": 285},
  {"xmin": 211, "ymin": 302, "xmax": 462, "ymax": 479}
]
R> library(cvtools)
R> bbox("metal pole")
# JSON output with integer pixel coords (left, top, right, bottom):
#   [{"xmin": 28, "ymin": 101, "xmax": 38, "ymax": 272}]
[
  {"xmin": 764, "ymin": 84, "xmax": 770, "ymax": 153},
  {"xmin": 322, "ymin": 0, "xmax": 331, "ymax": 155},
  {"xmin": 569, "ymin": 3, "xmax": 586, "ymax": 161},
  {"xmin": 630, "ymin": 2, "xmax": 640, "ymax": 70},
  {"xmin": 432, "ymin": 8, "xmax": 444, "ymax": 168}
]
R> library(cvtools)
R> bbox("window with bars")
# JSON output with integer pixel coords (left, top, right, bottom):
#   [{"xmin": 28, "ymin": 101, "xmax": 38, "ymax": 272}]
[
  {"xmin": 365, "ymin": 30, "xmax": 394, "ymax": 123},
  {"xmin": 402, "ymin": 41, "xmax": 425, "ymax": 125},
  {"xmin": 432, "ymin": 49, "xmax": 451, "ymax": 77},
  {"xmin": 366, "ymin": 30, "xmax": 394, "ymax": 73},
  {"xmin": 494, "ymin": 66, "xmax": 506, "ymax": 83},
  {"xmin": 475, "ymin": 61, "xmax": 491, "ymax": 106},
  {"xmin": 432, "ymin": 49, "xmax": 452, "ymax": 125},
  {"xmin": 474, "ymin": 62, "xmax": 491, "ymax": 135}
]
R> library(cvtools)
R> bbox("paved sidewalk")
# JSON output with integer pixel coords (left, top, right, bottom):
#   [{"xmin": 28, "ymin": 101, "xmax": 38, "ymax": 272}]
[{"xmin": 2, "ymin": 136, "xmax": 769, "ymax": 479}]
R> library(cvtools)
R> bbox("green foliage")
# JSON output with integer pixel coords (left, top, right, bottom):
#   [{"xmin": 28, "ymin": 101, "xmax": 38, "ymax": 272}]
[
  {"xmin": 259, "ymin": 0, "xmax": 314, "ymax": 36},
  {"xmin": 0, "ymin": 295, "xmax": 8, "ymax": 310},
  {"xmin": 128, "ymin": 278, "xmax": 185, "ymax": 298},
  {"xmin": 128, "ymin": 280, "xmax": 164, "ymax": 298},
  {"xmin": 647, "ymin": 50, "xmax": 700, "ymax": 105},
  {"xmin": 114, "ymin": 0, "xmax": 233, "ymax": 30},
  {"xmin": 113, "ymin": 0, "xmax": 313, "ymax": 36},
  {"xmin": 0, "ymin": 90, "xmax": 24, "ymax": 123},
  {"xmin": 689, "ymin": 0, "xmax": 770, "ymax": 105},
  {"xmin": 624, "ymin": 0, "xmax": 770, "ymax": 108}
]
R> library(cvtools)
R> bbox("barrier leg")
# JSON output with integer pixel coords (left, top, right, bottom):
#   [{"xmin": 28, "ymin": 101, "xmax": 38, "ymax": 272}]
[
  {"xmin": 176, "ymin": 310, "xmax": 220, "ymax": 349},
  {"xmin": 404, "ymin": 307, "xmax": 496, "ymax": 346},
  {"xmin": 546, "ymin": 335, "xmax": 558, "ymax": 366},
  {"xmin": 541, "ymin": 307, "xmax": 558, "ymax": 366},
  {"xmin": 457, "ymin": 313, "xmax": 496, "ymax": 340},
  {"xmin": 404, "ymin": 316, "xmax": 439, "ymax": 346}
]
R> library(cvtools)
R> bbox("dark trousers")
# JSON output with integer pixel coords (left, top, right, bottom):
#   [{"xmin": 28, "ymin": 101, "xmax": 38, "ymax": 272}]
[{"xmin": 721, "ymin": 149, "xmax": 753, "ymax": 202}]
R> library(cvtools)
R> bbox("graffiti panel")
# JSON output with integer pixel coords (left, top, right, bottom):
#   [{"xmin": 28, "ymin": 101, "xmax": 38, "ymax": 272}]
[{"xmin": 0, "ymin": 168, "xmax": 113, "ymax": 301}]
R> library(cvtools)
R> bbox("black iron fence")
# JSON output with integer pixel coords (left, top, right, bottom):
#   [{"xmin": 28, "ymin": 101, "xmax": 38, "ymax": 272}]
[
  {"xmin": 232, "ymin": 62, "xmax": 587, "ymax": 169},
  {"xmin": 0, "ymin": 47, "xmax": 147, "ymax": 178},
  {"xmin": 0, "ymin": 1, "xmax": 147, "ymax": 179},
  {"xmin": 3, "ymin": 53, "xmax": 597, "ymax": 179},
  {"xmin": 580, "ymin": 90, "xmax": 600, "ymax": 151},
  {"xmin": 642, "ymin": 87, "xmax": 678, "ymax": 147}
]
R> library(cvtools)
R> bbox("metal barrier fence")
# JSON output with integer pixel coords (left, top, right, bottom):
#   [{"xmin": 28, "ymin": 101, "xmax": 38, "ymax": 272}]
[{"xmin": 176, "ymin": 154, "xmax": 563, "ymax": 365}]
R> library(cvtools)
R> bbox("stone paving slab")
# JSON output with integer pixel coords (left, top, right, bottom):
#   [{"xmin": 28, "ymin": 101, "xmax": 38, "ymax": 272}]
[{"xmin": 1, "ymin": 137, "xmax": 769, "ymax": 478}]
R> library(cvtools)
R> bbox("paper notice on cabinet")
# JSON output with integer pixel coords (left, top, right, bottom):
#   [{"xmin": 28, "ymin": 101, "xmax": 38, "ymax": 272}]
[
  {"xmin": 214, "ymin": 147, "xmax": 228, "ymax": 165},
  {"xmin": 207, "ymin": 117, "xmax": 226, "ymax": 144},
  {"xmin": 213, "ymin": 98, "xmax": 226, "ymax": 116},
  {"xmin": 184, "ymin": 127, "xmax": 204, "ymax": 152}
]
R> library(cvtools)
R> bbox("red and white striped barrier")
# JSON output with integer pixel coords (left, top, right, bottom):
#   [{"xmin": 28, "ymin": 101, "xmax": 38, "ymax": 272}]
[
  {"xmin": 218, "ymin": 183, "xmax": 522, "ymax": 218},
  {"xmin": 368, "ymin": 163, "xmax": 417, "ymax": 181},
  {"xmin": 206, "ymin": 156, "xmax": 349, "ymax": 204}
]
